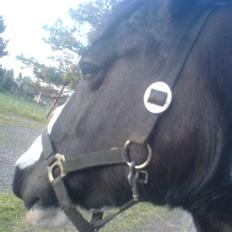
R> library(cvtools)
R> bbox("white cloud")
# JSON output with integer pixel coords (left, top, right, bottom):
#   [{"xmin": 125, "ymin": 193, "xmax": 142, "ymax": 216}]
[{"xmin": 0, "ymin": 0, "xmax": 84, "ymax": 75}]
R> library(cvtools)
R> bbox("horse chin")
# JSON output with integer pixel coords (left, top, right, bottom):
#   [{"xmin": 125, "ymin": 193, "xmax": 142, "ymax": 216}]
[{"xmin": 25, "ymin": 204, "xmax": 68, "ymax": 228}]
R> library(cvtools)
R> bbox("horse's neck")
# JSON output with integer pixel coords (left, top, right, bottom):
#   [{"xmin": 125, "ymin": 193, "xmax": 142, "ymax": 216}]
[{"xmin": 193, "ymin": 212, "xmax": 232, "ymax": 232}]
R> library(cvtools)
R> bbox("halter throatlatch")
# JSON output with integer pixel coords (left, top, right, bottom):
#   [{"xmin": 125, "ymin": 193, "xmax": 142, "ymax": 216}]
[{"xmin": 42, "ymin": 3, "xmax": 219, "ymax": 232}]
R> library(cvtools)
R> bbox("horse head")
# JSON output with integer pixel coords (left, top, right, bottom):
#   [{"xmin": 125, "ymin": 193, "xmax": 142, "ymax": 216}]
[{"xmin": 13, "ymin": 0, "xmax": 232, "ymax": 231}]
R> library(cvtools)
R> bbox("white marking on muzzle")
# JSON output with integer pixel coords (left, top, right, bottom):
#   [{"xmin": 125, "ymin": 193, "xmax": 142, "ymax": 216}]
[
  {"xmin": 16, "ymin": 103, "xmax": 67, "ymax": 170},
  {"xmin": 26, "ymin": 206, "xmax": 68, "ymax": 228}
]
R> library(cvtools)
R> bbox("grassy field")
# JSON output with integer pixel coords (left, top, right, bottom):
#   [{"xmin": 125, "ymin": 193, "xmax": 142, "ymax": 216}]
[
  {"xmin": 0, "ymin": 91, "xmax": 47, "ymax": 125},
  {"xmin": 0, "ymin": 193, "xmax": 166, "ymax": 232}
]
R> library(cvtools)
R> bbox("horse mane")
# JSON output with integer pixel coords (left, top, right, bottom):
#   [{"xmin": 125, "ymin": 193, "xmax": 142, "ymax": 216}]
[
  {"xmin": 203, "ymin": 6, "xmax": 232, "ymax": 109},
  {"xmin": 90, "ymin": 0, "xmax": 221, "ymax": 45},
  {"xmin": 89, "ymin": 0, "xmax": 145, "ymax": 44}
]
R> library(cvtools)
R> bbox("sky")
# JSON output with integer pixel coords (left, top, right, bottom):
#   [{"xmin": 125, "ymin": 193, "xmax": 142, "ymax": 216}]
[{"xmin": 0, "ymin": 0, "xmax": 86, "ymax": 76}]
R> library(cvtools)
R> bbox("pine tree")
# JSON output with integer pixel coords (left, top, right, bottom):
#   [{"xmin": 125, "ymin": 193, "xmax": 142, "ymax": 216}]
[{"xmin": 0, "ymin": 16, "xmax": 7, "ymax": 58}]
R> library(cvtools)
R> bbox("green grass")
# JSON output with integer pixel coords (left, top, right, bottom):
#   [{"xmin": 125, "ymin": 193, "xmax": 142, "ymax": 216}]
[
  {"xmin": 101, "ymin": 203, "xmax": 167, "ymax": 232},
  {"xmin": 0, "ymin": 91, "xmax": 47, "ymax": 124},
  {"xmin": 0, "ymin": 193, "xmax": 29, "ymax": 232},
  {"xmin": 0, "ymin": 193, "xmax": 166, "ymax": 232},
  {"xmin": 0, "ymin": 193, "xmax": 64, "ymax": 232}
]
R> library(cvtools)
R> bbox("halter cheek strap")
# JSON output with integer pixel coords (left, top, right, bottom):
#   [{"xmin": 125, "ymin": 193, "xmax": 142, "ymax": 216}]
[{"xmin": 42, "ymin": 3, "xmax": 222, "ymax": 232}]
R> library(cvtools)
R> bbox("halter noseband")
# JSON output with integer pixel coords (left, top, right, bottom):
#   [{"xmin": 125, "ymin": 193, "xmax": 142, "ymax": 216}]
[{"xmin": 41, "ymin": 3, "xmax": 220, "ymax": 232}]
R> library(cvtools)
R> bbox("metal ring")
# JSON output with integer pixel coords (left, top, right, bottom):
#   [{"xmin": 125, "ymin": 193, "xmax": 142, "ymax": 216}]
[
  {"xmin": 123, "ymin": 140, "xmax": 152, "ymax": 170},
  {"xmin": 47, "ymin": 153, "xmax": 66, "ymax": 183}
]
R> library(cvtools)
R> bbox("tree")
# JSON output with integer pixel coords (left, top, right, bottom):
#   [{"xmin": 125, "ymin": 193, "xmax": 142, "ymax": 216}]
[
  {"xmin": 69, "ymin": 0, "xmax": 120, "ymax": 28},
  {"xmin": 0, "ymin": 16, "xmax": 7, "ymax": 58},
  {"xmin": 17, "ymin": 54, "xmax": 81, "ymax": 90},
  {"xmin": 42, "ymin": 0, "xmax": 121, "ymax": 89},
  {"xmin": 43, "ymin": 19, "xmax": 83, "ymax": 55},
  {"xmin": 0, "ymin": 69, "xmax": 15, "ymax": 91},
  {"xmin": 44, "ymin": 0, "xmax": 121, "ymax": 55},
  {"xmin": 17, "ymin": 0, "xmax": 120, "ymax": 93},
  {"xmin": 0, "ymin": 16, "xmax": 8, "ymax": 88},
  {"xmin": 20, "ymin": 76, "xmax": 37, "ymax": 98},
  {"xmin": 15, "ymin": 73, "xmax": 23, "ymax": 89}
]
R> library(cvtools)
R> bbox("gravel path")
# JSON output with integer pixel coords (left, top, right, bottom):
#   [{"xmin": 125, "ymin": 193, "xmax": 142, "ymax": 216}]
[
  {"xmin": 0, "ymin": 118, "xmax": 197, "ymax": 232},
  {"xmin": 0, "ymin": 121, "xmax": 45, "ymax": 192}
]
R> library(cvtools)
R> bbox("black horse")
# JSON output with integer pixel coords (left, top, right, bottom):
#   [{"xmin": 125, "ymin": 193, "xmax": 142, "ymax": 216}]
[{"xmin": 13, "ymin": 0, "xmax": 232, "ymax": 231}]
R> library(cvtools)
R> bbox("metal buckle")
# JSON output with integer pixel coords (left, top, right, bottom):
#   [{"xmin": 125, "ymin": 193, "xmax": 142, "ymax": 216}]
[
  {"xmin": 136, "ymin": 170, "xmax": 149, "ymax": 184},
  {"xmin": 144, "ymin": 81, "xmax": 172, "ymax": 114},
  {"xmin": 123, "ymin": 140, "xmax": 152, "ymax": 170},
  {"xmin": 47, "ymin": 153, "xmax": 66, "ymax": 183}
]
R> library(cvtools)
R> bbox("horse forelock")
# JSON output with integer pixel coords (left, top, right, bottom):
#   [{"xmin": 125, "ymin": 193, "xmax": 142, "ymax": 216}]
[
  {"xmin": 89, "ymin": 0, "xmax": 147, "ymax": 44},
  {"xmin": 88, "ymin": 0, "xmax": 217, "ymax": 52}
]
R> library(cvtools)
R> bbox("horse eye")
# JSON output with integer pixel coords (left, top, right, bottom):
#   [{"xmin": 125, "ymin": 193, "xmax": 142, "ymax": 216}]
[{"xmin": 80, "ymin": 62, "xmax": 100, "ymax": 79}]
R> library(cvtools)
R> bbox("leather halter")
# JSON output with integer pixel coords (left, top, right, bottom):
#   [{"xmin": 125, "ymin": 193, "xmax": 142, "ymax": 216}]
[{"xmin": 41, "ymin": 2, "xmax": 222, "ymax": 232}]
